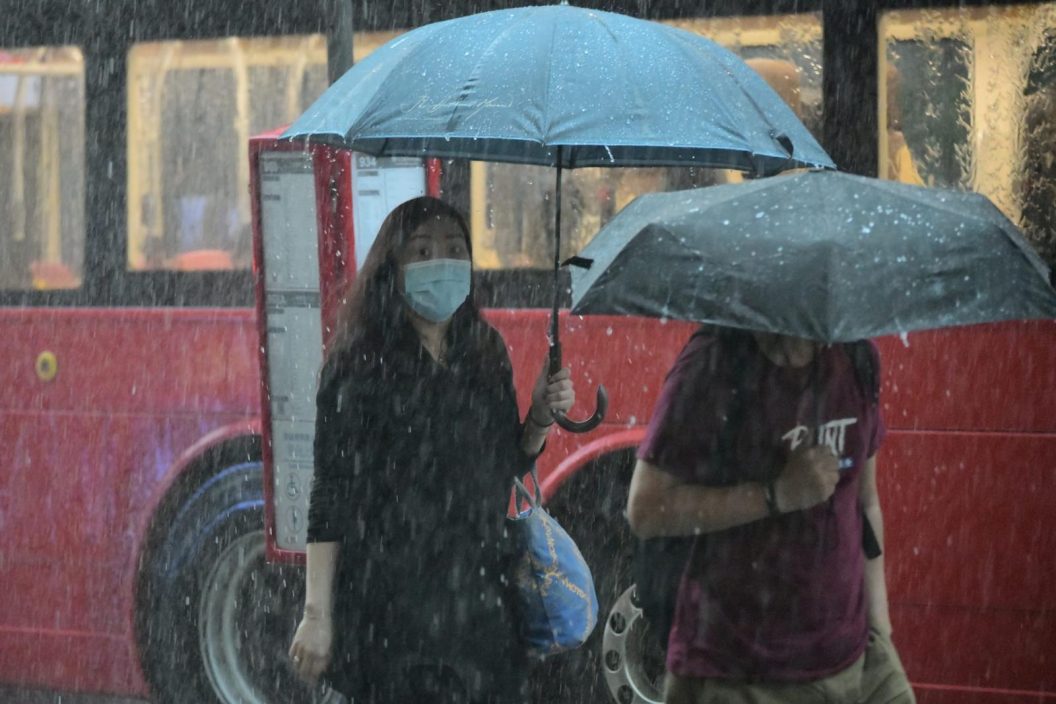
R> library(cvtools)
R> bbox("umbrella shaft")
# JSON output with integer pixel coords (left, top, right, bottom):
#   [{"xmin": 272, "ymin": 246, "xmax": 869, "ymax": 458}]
[{"xmin": 550, "ymin": 150, "xmax": 563, "ymax": 360}]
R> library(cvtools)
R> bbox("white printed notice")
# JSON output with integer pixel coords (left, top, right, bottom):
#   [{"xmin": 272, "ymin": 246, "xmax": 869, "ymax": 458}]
[
  {"xmin": 351, "ymin": 154, "xmax": 426, "ymax": 268},
  {"xmin": 259, "ymin": 150, "xmax": 322, "ymax": 551}
]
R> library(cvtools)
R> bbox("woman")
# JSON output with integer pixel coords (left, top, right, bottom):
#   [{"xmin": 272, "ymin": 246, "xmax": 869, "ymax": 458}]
[{"xmin": 288, "ymin": 196, "xmax": 574, "ymax": 703}]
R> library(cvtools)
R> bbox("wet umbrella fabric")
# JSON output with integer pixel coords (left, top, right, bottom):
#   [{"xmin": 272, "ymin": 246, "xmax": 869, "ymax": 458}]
[
  {"xmin": 570, "ymin": 170, "xmax": 1056, "ymax": 343},
  {"xmin": 282, "ymin": 4, "xmax": 835, "ymax": 431},
  {"xmin": 282, "ymin": 5, "xmax": 834, "ymax": 173}
]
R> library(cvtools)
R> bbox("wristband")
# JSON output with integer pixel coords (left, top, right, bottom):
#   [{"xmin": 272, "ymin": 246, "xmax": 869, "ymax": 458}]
[
  {"xmin": 528, "ymin": 408, "xmax": 555, "ymax": 428},
  {"xmin": 763, "ymin": 481, "xmax": 781, "ymax": 517}
]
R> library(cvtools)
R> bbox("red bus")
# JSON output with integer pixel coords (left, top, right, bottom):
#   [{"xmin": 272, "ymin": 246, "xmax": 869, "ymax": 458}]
[{"xmin": 2, "ymin": 3, "xmax": 1055, "ymax": 704}]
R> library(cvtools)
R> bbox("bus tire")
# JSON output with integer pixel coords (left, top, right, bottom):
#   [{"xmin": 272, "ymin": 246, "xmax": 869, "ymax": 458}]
[
  {"xmin": 530, "ymin": 452, "xmax": 666, "ymax": 704},
  {"xmin": 136, "ymin": 444, "xmax": 330, "ymax": 704}
]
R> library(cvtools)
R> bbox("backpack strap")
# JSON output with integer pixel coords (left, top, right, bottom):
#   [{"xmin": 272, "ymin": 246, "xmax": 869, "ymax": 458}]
[
  {"xmin": 713, "ymin": 328, "xmax": 758, "ymax": 483},
  {"xmin": 842, "ymin": 340, "xmax": 883, "ymax": 559}
]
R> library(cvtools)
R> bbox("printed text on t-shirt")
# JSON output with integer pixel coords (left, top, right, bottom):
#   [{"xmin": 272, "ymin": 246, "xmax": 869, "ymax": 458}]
[{"xmin": 782, "ymin": 418, "xmax": 858, "ymax": 468}]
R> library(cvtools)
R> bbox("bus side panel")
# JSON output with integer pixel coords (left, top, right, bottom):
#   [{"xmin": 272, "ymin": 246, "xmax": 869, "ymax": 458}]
[
  {"xmin": 0, "ymin": 308, "xmax": 259, "ymax": 695},
  {"xmin": 883, "ymin": 432, "xmax": 1056, "ymax": 697},
  {"xmin": 877, "ymin": 324, "xmax": 1056, "ymax": 699},
  {"xmin": 876, "ymin": 322, "xmax": 1056, "ymax": 434}
]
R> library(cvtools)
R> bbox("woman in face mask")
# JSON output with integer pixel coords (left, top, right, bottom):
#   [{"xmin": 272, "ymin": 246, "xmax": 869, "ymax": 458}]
[{"xmin": 288, "ymin": 196, "xmax": 574, "ymax": 703}]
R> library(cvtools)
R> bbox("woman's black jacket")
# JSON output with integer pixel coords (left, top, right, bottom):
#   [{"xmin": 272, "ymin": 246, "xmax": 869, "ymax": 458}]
[{"xmin": 307, "ymin": 316, "xmax": 536, "ymax": 701}]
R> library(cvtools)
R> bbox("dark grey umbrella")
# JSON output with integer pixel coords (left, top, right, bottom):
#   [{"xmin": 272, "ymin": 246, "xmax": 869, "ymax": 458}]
[
  {"xmin": 282, "ymin": 5, "xmax": 835, "ymax": 431},
  {"xmin": 570, "ymin": 170, "xmax": 1056, "ymax": 343}
]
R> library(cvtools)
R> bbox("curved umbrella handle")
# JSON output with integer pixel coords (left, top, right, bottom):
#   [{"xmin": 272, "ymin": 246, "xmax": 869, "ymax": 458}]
[
  {"xmin": 553, "ymin": 385, "xmax": 609, "ymax": 433},
  {"xmin": 548, "ymin": 341, "xmax": 608, "ymax": 433}
]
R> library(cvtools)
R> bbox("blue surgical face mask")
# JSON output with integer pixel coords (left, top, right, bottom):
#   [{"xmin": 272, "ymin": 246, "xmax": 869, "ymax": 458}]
[{"xmin": 401, "ymin": 258, "xmax": 472, "ymax": 323}]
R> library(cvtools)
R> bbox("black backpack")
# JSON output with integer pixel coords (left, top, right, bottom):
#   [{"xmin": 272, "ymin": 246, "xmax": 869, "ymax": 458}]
[{"xmin": 633, "ymin": 327, "xmax": 881, "ymax": 650}]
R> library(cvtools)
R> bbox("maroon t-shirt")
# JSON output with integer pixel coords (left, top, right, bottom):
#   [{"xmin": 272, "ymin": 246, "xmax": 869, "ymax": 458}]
[{"xmin": 637, "ymin": 330, "xmax": 885, "ymax": 682}]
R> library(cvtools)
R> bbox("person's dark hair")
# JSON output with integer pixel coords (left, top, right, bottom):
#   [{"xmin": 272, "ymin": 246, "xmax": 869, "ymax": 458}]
[{"xmin": 325, "ymin": 196, "xmax": 483, "ymax": 368}]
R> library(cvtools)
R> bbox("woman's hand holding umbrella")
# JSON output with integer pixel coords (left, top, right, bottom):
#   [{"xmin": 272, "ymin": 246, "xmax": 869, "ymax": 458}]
[{"xmin": 529, "ymin": 360, "xmax": 575, "ymax": 428}]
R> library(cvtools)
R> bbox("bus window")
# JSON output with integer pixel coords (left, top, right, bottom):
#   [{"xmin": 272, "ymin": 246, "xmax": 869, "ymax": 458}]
[
  {"xmin": 883, "ymin": 38, "xmax": 971, "ymax": 187},
  {"xmin": 125, "ymin": 31, "xmax": 403, "ymax": 276},
  {"xmin": 880, "ymin": 4, "xmax": 1056, "ymax": 266},
  {"xmin": 471, "ymin": 163, "xmax": 723, "ymax": 271},
  {"xmin": 468, "ymin": 13, "xmax": 823, "ymax": 285},
  {"xmin": 1022, "ymin": 32, "xmax": 1056, "ymax": 265},
  {"xmin": 126, "ymin": 36, "xmax": 327, "ymax": 272},
  {"xmin": 671, "ymin": 14, "xmax": 824, "ymax": 139},
  {"xmin": 0, "ymin": 46, "xmax": 85, "ymax": 291}
]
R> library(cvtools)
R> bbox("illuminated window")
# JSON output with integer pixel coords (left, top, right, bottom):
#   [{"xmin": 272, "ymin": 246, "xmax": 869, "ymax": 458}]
[
  {"xmin": 125, "ymin": 32, "xmax": 405, "ymax": 273},
  {"xmin": 0, "ymin": 46, "xmax": 84, "ymax": 291},
  {"xmin": 880, "ymin": 4, "xmax": 1056, "ymax": 265},
  {"xmin": 127, "ymin": 35, "xmax": 328, "ymax": 272},
  {"xmin": 469, "ymin": 13, "xmax": 823, "ymax": 272}
]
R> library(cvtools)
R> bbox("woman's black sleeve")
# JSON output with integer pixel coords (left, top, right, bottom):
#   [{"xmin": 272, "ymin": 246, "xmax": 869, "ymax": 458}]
[
  {"xmin": 307, "ymin": 356, "xmax": 376, "ymax": 543},
  {"xmin": 492, "ymin": 334, "xmax": 538, "ymax": 479}
]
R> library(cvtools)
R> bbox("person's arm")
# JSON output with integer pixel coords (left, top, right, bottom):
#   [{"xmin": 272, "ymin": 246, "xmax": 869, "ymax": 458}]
[
  {"xmin": 627, "ymin": 445, "xmax": 841, "ymax": 539},
  {"xmin": 860, "ymin": 454, "xmax": 893, "ymax": 636},
  {"xmin": 520, "ymin": 359, "xmax": 574, "ymax": 456},
  {"xmin": 289, "ymin": 356, "xmax": 373, "ymax": 681},
  {"xmin": 303, "ymin": 541, "xmax": 339, "ymax": 618},
  {"xmin": 521, "ymin": 409, "xmax": 552, "ymax": 456},
  {"xmin": 627, "ymin": 459, "xmax": 770, "ymax": 538},
  {"xmin": 290, "ymin": 542, "xmax": 338, "ymax": 681}
]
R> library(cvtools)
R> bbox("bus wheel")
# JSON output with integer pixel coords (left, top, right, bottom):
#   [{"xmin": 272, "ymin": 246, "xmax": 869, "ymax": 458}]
[
  {"xmin": 138, "ymin": 458, "xmax": 333, "ymax": 704},
  {"xmin": 601, "ymin": 585, "xmax": 667, "ymax": 704},
  {"xmin": 531, "ymin": 452, "xmax": 665, "ymax": 704}
]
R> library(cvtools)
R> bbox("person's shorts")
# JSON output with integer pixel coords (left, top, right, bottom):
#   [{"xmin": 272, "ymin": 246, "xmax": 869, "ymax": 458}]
[{"xmin": 664, "ymin": 628, "xmax": 916, "ymax": 704}]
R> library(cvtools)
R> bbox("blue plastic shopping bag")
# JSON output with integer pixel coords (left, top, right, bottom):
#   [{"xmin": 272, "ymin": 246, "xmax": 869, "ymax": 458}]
[{"xmin": 508, "ymin": 468, "xmax": 599, "ymax": 657}]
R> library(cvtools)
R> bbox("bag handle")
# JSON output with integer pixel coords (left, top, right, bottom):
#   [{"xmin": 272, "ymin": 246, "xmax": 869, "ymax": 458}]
[{"xmin": 512, "ymin": 466, "xmax": 543, "ymax": 509}]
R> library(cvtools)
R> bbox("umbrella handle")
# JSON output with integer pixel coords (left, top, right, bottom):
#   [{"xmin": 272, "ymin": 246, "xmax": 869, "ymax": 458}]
[
  {"xmin": 548, "ymin": 341, "xmax": 609, "ymax": 433},
  {"xmin": 552, "ymin": 386, "xmax": 609, "ymax": 433}
]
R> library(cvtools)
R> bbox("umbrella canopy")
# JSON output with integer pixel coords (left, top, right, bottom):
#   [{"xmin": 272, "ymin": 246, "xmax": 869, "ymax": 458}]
[
  {"xmin": 570, "ymin": 170, "xmax": 1056, "ymax": 343},
  {"xmin": 282, "ymin": 5, "xmax": 833, "ymax": 175}
]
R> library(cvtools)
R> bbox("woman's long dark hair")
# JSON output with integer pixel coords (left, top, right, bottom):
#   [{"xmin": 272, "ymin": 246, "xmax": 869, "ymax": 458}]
[{"xmin": 325, "ymin": 196, "xmax": 486, "ymax": 370}]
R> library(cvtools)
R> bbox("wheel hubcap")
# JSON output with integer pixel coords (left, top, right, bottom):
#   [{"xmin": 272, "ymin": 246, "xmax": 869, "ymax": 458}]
[{"xmin": 602, "ymin": 584, "xmax": 666, "ymax": 704}]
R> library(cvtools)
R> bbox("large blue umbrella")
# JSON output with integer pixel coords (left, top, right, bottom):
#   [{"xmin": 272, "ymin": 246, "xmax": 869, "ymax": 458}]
[
  {"xmin": 283, "ymin": 5, "xmax": 835, "ymax": 431},
  {"xmin": 284, "ymin": 5, "xmax": 831, "ymax": 173}
]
